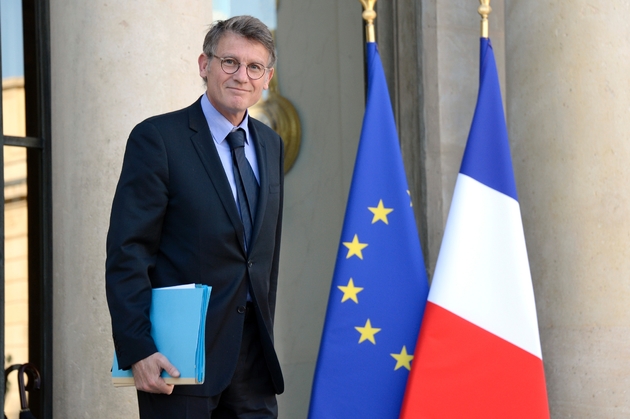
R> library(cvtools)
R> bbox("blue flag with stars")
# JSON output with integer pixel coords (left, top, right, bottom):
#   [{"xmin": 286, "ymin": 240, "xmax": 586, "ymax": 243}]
[{"xmin": 308, "ymin": 42, "xmax": 430, "ymax": 419}]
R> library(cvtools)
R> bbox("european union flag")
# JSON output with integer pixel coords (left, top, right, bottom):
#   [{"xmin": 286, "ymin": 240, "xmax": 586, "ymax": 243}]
[{"xmin": 308, "ymin": 42, "xmax": 430, "ymax": 419}]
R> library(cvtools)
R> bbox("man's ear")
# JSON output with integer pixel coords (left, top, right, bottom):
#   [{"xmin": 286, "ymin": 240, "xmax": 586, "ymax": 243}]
[
  {"xmin": 263, "ymin": 67, "xmax": 275, "ymax": 90},
  {"xmin": 198, "ymin": 54, "xmax": 209, "ymax": 80}
]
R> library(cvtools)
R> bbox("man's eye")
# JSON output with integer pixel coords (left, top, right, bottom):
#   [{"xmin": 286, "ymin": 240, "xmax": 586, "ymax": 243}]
[
  {"xmin": 249, "ymin": 64, "xmax": 264, "ymax": 72},
  {"xmin": 223, "ymin": 58, "xmax": 238, "ymax": 66}
]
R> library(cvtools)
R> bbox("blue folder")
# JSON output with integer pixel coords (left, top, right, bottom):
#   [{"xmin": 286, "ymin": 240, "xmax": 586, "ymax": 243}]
[{"xmin": 112, "ymin": 284, "xmax": 212, "ymax": 386}]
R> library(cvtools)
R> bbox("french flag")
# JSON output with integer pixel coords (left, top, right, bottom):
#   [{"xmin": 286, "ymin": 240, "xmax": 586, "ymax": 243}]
[{"xmin": 399, "ymin": 39, "xmax": 550, "ymax": 418}]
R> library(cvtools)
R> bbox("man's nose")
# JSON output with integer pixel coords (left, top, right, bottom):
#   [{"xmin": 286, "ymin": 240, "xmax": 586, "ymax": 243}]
[{"xmin": 232, "ymin": 64, "xmax": 249, "ymax": 81}]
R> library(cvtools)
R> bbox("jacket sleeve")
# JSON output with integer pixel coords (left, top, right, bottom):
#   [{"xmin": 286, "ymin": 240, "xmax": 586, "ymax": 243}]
[{"xmin": 105, "ymin": 120, "xmax": 169, "ymax": 369}]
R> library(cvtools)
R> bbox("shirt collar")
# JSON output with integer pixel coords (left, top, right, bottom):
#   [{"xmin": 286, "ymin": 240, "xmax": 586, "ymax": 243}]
[{"xmin": 200, "ymin": 93, "xmax": 251, "ymax": 145}]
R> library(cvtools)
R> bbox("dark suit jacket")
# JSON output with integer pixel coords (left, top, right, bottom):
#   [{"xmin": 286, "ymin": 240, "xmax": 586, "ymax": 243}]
[{"xmin": 106, "ymin": 97, "xmax": 284, "ymax": 397}]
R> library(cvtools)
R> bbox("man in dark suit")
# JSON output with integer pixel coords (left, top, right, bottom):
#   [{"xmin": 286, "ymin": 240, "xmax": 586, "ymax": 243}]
[{"xmin": 106, "ymin": 15, "xmax": 284, "ymax": 418}]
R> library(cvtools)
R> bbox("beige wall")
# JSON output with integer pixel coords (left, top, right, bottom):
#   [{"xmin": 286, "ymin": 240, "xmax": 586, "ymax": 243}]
[
  {"xmin": 50, "ymin": 2, "xmax": 212, "ymax": 417},
  {"xmin": 274, "ymin": 2, "xmax": 364, "ymax": 416},
  {"xmin": 506, "ymin": 1, "xmax": 630, "ymax": 416}
]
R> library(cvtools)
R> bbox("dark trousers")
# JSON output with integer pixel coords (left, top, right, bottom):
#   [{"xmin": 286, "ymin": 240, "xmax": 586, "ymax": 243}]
[{"xmin": 137, "ymin": 307, "xmax": 277, "ymax": 419}]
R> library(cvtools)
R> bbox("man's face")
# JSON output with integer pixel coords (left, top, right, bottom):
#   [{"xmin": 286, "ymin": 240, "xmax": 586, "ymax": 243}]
[{"xmin": 198, "ymin": 32, "xmax": 274, "ymax": 126}]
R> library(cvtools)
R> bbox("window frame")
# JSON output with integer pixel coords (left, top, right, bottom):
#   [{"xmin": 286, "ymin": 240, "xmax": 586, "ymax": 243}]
[{"xmin": 1, "ymin": 0, "xmax": 52, "ymax": 417}]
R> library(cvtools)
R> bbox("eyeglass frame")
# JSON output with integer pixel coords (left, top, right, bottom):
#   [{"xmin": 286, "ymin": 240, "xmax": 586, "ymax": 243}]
[{"xmin": 209, "ymin": 54, "xmax": 271, "ymax": 80}]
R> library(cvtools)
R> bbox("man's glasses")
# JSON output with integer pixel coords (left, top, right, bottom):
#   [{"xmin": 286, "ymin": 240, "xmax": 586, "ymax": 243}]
[{"xmin": 211, "ymin": 55, "xmax": 269, "ymax": 80}]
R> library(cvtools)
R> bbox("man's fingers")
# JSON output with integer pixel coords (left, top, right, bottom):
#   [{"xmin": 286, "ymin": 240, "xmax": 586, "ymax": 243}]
[
  {"xmin": 156, "ymin": 354, "xmax": 180, "ymax": 378},
  {"xmin": 132, "ymin": 352, "xmax": 177, "ymax": 394},
  {"xmin": 138, "ymin": 374, "xmax": 174, "ymax": 394}
]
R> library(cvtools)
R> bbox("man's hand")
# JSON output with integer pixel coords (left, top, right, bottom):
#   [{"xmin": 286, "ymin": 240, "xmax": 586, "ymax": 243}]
[{"xmin": 131, "ymin": 352, "xmax": 180, "ymax": 394}]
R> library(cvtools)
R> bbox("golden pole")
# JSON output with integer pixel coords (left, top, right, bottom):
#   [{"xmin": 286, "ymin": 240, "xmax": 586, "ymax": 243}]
[
  {"xmin": 359, "ymin": 0, "xmax": 377, "ymax": 43},
  {"xmin": 478, "ymin": 0, "xmax": 492, "ymax": 38}
]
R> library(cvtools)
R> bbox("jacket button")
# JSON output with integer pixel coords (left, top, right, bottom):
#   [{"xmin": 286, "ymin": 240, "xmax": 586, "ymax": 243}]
[
  {"xmin": 237, "ymin": 306, "xmax": 246, "ymax": 314},
  {"xmin": 247, "ymin": 260, "xmax": 253, "ymax": 268}
]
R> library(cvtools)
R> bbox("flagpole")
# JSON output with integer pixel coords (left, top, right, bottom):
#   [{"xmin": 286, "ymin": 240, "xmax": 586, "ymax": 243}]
[
  {"xmin": 359, "ymin": 0, "xmax": 377, "ymax": 43},
  {"xmin": 479, "ymin": 0, "xmax": 491, "ymax": 38}
]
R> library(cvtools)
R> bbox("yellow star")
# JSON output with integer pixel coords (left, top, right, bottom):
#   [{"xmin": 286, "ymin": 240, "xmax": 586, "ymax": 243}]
[
  {"xmin": 343, "ymin": 234, "xmax": 368, "ymax": 259},
  {"xmin": 391, "ymin": 346, "xmax": 414, "ymax": 371},
  {"xmin": 355, "ymin": 319, "xmax": 381, "ymax": 344},
  {"xmin": 337, "ymin": 278, "xmax": 364, "ymax": 303},
  {"xmin": 368, "ymin": 200, "xmax": 394, "ymax": 224}
]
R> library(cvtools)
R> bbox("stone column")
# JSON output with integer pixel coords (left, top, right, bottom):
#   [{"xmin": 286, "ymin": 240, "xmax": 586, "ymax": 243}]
[
  {"xmin": 420, "ymin": 0, "xmax": 506, "ymax": 274},
  {"xmin": 506, "ymin": 1, "xmax": 630, "ymax": 416},
  {"xmin": 50, "ymin": 2, "xmax": 211, "ymax": 417},
  {"xmin": 273, "ymin": 1, "xmax": 364, "ymax": 416}
]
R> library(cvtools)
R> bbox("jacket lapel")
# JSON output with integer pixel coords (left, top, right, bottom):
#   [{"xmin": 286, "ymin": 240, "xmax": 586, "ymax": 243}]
[
  {"xmin": 188, "ymin": 98, "xmax": 246, "ymax": 253},
  {"xmin": 248, "ymin": 120, "xmax": 269, "ymax": 248}
]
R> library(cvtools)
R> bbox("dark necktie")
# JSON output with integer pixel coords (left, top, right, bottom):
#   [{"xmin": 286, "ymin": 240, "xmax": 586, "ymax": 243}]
[{"xmin": 226, "ymin": 129, "xmax": 259, "ymax": 248}]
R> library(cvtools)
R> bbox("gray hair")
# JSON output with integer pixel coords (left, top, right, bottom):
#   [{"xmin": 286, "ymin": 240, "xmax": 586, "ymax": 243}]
[{"xmin": 203, "ymin": 15, "xmax": 277, "ymax": 68}]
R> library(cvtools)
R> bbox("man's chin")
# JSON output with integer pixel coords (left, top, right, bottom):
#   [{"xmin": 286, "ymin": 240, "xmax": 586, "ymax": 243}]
[{"xmin": 227, "ymin": 99, "xmax": 259, "ymax": 114}]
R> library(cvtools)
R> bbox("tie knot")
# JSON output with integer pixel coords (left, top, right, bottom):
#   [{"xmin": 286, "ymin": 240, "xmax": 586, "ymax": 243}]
[{"xmin": 226, "ymin": 129, "xmax": 246, "ymax": 150}]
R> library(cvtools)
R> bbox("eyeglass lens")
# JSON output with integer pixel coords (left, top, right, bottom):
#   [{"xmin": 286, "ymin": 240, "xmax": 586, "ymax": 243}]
[{"xmin": 220, "ymin": 57, "xmax": 266, "ymax": 80}]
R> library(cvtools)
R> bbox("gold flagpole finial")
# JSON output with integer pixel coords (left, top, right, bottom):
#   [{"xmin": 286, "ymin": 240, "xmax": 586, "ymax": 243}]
[
  {"xmin": 359, "ymin": 0, "xmax": 377, "ymax": 43},
  {"xmin": 478, "ymin": 0, "xmax": 492, "ymax": 38}
]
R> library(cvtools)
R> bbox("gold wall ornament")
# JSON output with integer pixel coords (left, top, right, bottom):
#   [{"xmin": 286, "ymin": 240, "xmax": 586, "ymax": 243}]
[
  {"xmin": 478, "ymin": 0, "xmax": 492, "ymax": 38},
  {"xmin": 249, "ymin": 74, "xmax": 302, "ymax": 173},
  {"xmin": 359, "ymin": 0, "xmax": 378, "ymax": 43}
]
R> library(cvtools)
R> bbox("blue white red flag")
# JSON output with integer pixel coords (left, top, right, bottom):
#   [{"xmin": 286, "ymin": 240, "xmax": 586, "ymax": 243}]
[{"xmin": 400, "ymin": 38, "xmax": 550, "ymax": 418}]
